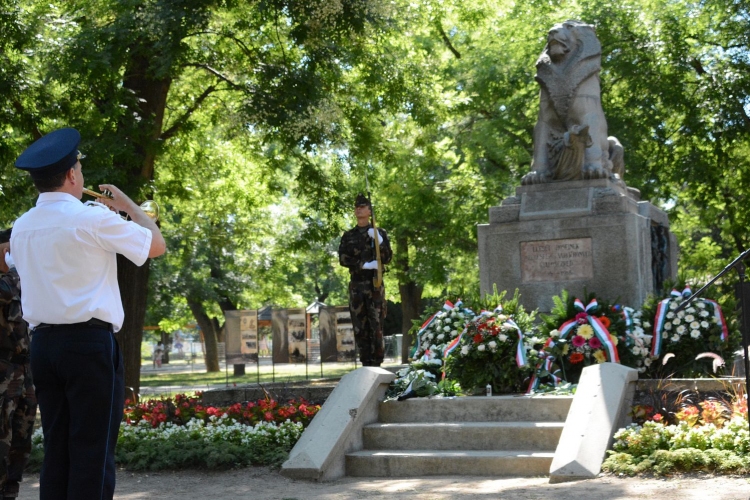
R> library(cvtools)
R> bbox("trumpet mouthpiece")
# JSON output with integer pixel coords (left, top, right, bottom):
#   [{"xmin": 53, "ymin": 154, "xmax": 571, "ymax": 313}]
[{"xmin": 83, "ymin": 188, "xmax": 113, "ymax": 199}]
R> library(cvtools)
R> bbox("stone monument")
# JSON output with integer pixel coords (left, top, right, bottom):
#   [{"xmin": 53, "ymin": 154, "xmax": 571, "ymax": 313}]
[{"xmin": 478, "ymin": 20, "xmax": 677, "ymax": 312}]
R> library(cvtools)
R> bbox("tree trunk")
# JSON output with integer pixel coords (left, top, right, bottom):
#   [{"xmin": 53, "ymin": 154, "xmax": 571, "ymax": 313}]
[
  {"xmin": 187, "ymin": 298, "xmax": 221, "ymax": 372},
  {"xmin": 161, "ymin": 331, "xmax": 170, "ymax": 364},
  {"xmin": 112, "ymin": 54, "xmax": 172, "ymax": 401},
  {"xmin": 393, "ymin": 234, "xmax": 423, "ymax": 363},
  {"xmin": 399, "ymin": 282, "xmax": 423, "ymax": 363},
  {"xmin": 115, "ymin": 256, "xmax": 151, "ymax": 403}
]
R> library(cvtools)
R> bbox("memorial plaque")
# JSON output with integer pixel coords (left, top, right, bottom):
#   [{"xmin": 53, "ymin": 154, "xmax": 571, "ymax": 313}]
[{"xmin": 521, "ymin": 238, "xmax": 593, "ymax": 282}]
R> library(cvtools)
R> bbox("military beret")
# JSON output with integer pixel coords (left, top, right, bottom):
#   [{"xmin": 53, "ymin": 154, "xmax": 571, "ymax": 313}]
[
  {"xmin": 355, "ymin": 193, "xmax": 371, "ymax": 207},
  {"xmin": 15, "ymin": 128, "xmax": 82, "ymax": 179}
]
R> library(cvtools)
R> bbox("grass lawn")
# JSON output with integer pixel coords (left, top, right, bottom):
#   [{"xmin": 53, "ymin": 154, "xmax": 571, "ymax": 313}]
[{"xmin": 138, "ymin": 361, "xmax": 371, "ymax": 389}]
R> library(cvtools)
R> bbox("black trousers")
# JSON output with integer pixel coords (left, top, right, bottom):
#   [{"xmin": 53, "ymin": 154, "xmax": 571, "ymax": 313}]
[{"xmin": 30, "ymin": 324, "xmax": 123, "ymax": 500}]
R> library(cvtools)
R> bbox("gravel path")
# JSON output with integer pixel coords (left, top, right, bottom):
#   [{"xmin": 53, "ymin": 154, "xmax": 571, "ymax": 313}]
[{"xmin": 15, "ymin": 468, "xmax": 750, "ymax": 499}]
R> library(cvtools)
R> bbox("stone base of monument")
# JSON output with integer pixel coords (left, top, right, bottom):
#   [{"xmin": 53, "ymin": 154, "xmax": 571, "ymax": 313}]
[{"xmin": 478, "ymin": 178, "xmax": 677, "ymax": 312}]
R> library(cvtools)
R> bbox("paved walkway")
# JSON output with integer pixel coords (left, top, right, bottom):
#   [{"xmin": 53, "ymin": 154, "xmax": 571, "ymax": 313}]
[{"xmin": 15, "ymin": 468, "xmax": 750, "ymax": 499}]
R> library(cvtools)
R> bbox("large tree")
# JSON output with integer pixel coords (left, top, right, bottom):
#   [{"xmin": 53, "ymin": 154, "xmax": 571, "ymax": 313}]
[{"xmin": 16, "ymin": 0, "xmax": 394, "ymax": 394}]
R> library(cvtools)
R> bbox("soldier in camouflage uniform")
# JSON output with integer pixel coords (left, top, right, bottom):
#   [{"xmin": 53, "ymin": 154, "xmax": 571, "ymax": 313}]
[
  {"xmin": 338, "ymin": 194, "xmax": 393, "ymax": 367},
  {"xmin": 0, "ymin": 229, "xmax": 36, "ymax": 500}
]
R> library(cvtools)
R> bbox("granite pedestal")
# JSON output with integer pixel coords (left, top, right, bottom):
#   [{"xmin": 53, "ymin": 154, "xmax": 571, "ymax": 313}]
[{"xmin": 478, "ymin": 179, "xmax": 677, "ymax": 312}]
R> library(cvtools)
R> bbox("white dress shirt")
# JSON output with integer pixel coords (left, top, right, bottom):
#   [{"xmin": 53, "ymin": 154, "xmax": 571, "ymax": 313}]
[{"xmin": 10, "ymin": 192, "xmax": 152, "ymax": 332}]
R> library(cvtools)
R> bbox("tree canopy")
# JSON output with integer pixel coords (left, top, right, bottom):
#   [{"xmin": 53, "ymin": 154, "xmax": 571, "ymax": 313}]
[{"xmin": 2, "ymin": 0, "xmax": 750, "ymax": 379}]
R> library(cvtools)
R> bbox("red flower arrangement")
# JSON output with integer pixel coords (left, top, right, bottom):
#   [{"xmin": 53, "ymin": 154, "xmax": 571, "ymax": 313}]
[{"xmin": 123, "ymin": 393, "xmax": 320, "ymax": 428}]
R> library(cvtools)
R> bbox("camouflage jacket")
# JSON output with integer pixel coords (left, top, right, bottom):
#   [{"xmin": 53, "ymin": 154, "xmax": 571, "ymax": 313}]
[
  {"xmin": 338, "ymin": 225, "xmax": 393, "ymax": 282},
  {"xmin": 0, "ymin": 269, "xmax": 30, "ymax": 356}
]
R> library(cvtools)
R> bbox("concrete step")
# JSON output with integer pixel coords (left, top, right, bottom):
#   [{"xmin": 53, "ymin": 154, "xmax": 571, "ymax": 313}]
[
  {"xmin": 362, "ymin": 421, "xmax": 564, "ymax": 451},
  {"xmin": 378, "ymin": 395, "xmax": 572, "ymax": 423},
  {"xmin": 346, "ymin": 449, "xmax": 555, "ymax": 477}
]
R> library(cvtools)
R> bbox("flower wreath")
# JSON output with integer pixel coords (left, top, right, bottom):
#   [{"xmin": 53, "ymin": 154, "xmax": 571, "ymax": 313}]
[
  {"xmin": 443, "ymin": 298, "xmax": 539, "ymax": 394},
  {"xmin": 412, "ymin": 300, "xmax": 474, "ymax": 361},
  {"xmin": 529, "ymin": 293, "xmax": 623, "ymax": 392},
  {"xmin": 617, "ymin": 306, "xmax": 653, "ymax": 373},
  {"xmin": 650, "ymin": 287, "xmax": 729, "ymax": 358},
  {"xmin": 443, "ymin": 305, "xmax": 528, "ymax": 367}
]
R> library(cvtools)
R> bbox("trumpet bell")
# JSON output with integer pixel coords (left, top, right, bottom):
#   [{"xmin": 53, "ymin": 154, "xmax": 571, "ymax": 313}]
[{"xmin": 139, "ymin": 200, "xmax": 160, "ymax": 222}]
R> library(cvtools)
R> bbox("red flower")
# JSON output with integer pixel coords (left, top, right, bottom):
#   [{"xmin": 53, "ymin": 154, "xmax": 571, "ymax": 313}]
[
  {"xmin": 264, "ymin": 411, "xmax": 274, "ymax": 421},
  {"xmin": 473, "ymin": 333, "xmax": 483, "ymax": 344},
  {"xmin": 652, "ymin": 413, "xmax": 664, "ymax": 422},
  {"xmin": 569, "ymin": 352, "xmax": 584, "ymax": 364},
  {"xmin": 571, "ymin": 335, "xmax": 586, "ymax": 348},
  {"xmin": 598, "ymin": 316, "xmax": 611, "ymax": 328},
  {"xmin": 588, "ymin": 337, "xmax": 602, "ymax": 349},
  {"xmin": 575, "ymin": 312, "xmax": 589, "ymax": 324}
]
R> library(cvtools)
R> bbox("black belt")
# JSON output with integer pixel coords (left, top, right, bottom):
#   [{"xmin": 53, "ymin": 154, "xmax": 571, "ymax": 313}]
[{"xmin": 34, "ymin": 318, "xmax": 113, "ymax": 333}]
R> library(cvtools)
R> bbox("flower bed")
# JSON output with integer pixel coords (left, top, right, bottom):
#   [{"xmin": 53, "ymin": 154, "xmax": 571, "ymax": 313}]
[
  {"xmin": 30, "ymin": 394, "xmax": 321, "ymax": 471},
  {"xmin": 604, "ymin": 384, "xmax": 750, "ymax": 475}
]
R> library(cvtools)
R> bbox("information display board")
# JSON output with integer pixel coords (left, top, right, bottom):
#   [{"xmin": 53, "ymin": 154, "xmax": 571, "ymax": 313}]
[
  {"xmin": 319, "ymin": 306, "xmax": 355, "ymax": 362},
  {"xmin": 223, "ymin": 310, "xmax": 259, "ymax": 364}
]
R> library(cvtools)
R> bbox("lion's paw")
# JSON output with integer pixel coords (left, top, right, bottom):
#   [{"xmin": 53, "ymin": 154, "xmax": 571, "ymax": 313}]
[
  {"xmin": 582, "ymin": 164, "xmax": 609, "ymax": 180},
  {"xmin": 521, "ymin": 171, "xmax": 553, "ymax": 185}
]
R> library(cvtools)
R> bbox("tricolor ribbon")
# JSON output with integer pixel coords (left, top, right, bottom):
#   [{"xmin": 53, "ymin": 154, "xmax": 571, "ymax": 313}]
[
  {"xmin": 621, "ymin": 306, "xmax": 634, "ymax": 334},
  {"xmin": 650, "ymin": 297, "xmax": 672, "ymax": 357},
  {"xmin": 442, "ymin": 327, "xmax": 465, "ymax": 359},
  {"xmin": 505, "ymin": 318, "xmax": 528, "ymax": 368},
  {"xmin": 413, "ymin": 312, "xmax": 437, "ymax": 356},
  {"xmin": 704, "ymin": 299, "xmax": 729, "ymax": 342},
  {"xmin": 621, "ymin": 306, "xmax": 647, "ymax": 350},
  {"xmin": 526, "ymin": 338, "xmax": 562, "ymax": 393}
]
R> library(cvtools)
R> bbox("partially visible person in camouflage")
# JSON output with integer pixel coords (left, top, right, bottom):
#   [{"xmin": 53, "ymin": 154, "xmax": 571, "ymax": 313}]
[
  {"xmin": 338, "ymin": 194, "xmax": 393, "ymax": 367},
  {"xmin": 0, "ymin": 228, "xmax": 36, "ymax": 500}
]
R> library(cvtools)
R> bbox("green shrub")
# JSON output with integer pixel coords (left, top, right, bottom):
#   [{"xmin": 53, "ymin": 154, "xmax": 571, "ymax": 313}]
[{"xmin": 604, "ymin": 415, "xmax": 750, "ymax": 476}]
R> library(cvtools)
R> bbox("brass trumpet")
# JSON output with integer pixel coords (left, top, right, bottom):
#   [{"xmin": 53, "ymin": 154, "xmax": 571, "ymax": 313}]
[{"xmin": 83, "ymin": 188, "xmax": 160, "ymax": 222}]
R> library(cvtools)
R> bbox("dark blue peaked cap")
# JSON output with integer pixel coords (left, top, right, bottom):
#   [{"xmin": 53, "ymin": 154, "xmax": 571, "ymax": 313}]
[{"xmin": 15, "ymin": 128, "xmax": 81, "ymax": 179}]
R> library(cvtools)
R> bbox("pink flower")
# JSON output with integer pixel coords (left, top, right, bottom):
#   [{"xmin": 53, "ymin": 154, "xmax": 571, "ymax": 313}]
[
  {"xmin": 571, "ymin": 335, "xmax": 586, "ymax": 347},
  {"xmin": 588, "ymin": 337, "xmax": 602, "ymax": 349},
  {"xmin": 575, "ymin": 312, "xmax": 589, "ymax": 324}
]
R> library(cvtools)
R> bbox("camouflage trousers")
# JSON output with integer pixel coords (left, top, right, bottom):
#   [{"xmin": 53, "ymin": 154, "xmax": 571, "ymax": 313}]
[
  {"xmin": 348, "ymin": 280, "xmax": 386, "ymax": 366},
  {"xmin": 0, "ymin": 359, "xmax": 36, "ymax": 499}
]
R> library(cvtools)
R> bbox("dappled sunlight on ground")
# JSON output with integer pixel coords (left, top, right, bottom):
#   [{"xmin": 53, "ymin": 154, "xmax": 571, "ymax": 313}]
[{"xmin": 17, "ymin": 469, "xmax": 750, "ymax": 499}]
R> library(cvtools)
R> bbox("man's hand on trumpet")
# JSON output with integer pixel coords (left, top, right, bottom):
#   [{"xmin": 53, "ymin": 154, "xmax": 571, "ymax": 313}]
[
  {"xmin": 96, "ymin": 184, "xmax": 159, "ymax": 229},
  {"xmin": 94, "ymin": 184, "xmax": 166, "ymax": 258}
]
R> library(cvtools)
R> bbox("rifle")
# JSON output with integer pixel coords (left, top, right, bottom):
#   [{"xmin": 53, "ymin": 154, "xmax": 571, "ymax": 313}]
[{"xmin": 365, "ymin": 173, "xmax": 383, "ymax": 288}]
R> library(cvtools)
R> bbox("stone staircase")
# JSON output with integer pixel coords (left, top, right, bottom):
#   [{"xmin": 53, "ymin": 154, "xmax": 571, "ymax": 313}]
[{"xmin": 346, "ymin": 395, "xmax": 572, "ymax": 477}]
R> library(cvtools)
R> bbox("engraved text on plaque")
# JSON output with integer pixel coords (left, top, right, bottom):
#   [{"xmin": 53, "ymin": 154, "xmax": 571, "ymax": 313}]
[{"xmin": 520, "ymin": 238, "xmax": 593, "ymax": 282}]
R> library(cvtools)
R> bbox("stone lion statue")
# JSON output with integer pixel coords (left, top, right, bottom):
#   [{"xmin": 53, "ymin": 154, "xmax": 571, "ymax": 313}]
[{"xmin": 521, "ymin": 20, "xmax": 624, "ymax": 185}]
